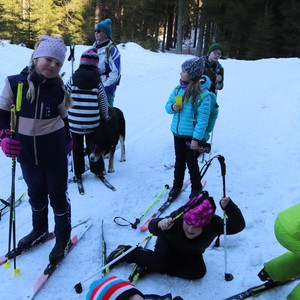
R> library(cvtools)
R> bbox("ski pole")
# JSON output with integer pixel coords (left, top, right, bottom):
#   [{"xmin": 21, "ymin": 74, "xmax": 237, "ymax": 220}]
[
  {"xmin": 67, "ymin": 42, "xmax": 77, "ymax": 182},
  {"xmin": 216, "ymin": 155, "xmax": 234, "ymax": 282},
  {"xmin": 131, "ymin": 184, "xmax": 169, "ymax": 228},
  {"xmin": 4, "ymin": 81, "xmax": 23, "ymax": 275},
  {"xmin": 68, "ymin": 42, "xmax": 75, "ymax": 75},
  {"xmin": 113, "ymin": 184, "xmax": 169, "ymax": 228},
  {"xmin": 199, "ymin": 154, "xmax": 233, "ymax": 281},
  {"xmin": 101, "ymin": 220, "xmax": 108, "ymax": 277}
]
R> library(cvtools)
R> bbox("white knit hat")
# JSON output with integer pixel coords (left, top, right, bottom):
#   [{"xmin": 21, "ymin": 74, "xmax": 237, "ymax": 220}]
[{"xmin": 32, "ymin": 35, "xmax": 67, "ymax": 65}]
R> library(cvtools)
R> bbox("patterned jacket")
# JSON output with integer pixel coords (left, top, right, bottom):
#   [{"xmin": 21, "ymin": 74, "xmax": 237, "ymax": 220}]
[{"xmin": 93, "ymin": 40, "xmax": 121, "ymax": 94}]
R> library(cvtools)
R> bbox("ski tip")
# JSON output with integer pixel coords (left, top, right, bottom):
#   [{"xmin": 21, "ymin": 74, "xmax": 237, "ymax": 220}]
[
  {"xmin": 20, "ymin": 192, "xmax": 27, "ymax": 200},
  {"xmin": 0, "ymin": 256, "xmax": 8, "ymax": 265},
  {"xmin": 140, "ymin": 218, "xmax": 152, "ymax": 231},
  {"xmin": 33, "ymin": 274, "xmax": 49, "ymax": 296}
]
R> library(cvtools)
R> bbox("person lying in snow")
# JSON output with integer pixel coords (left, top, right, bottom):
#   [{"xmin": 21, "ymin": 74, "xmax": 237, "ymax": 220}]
[
  {"xmin": 258, "ymin": 203, "xmax": 300, "ymax": 300},
  {"xmin": 106, "ymin": 195, "xmax": 245, "ymax": 280}
]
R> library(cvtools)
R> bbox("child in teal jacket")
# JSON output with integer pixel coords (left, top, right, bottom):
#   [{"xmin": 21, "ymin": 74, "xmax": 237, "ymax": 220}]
[
  {"xmin": 165, "ymin": 57, "xmax": 219, "ymax": 200},
  {"xmin": 258, "ymin": 203, "xmax": 300, "ymax": 300}
]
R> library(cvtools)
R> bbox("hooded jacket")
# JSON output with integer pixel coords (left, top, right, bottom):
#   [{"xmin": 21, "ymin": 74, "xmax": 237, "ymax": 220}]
[{"xmin": 165, "ymin": 75, "xmax": 218, "ymax": 142}]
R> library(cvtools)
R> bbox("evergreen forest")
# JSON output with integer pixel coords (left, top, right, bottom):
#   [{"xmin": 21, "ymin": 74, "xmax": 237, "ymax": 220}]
[{"xmin": 0, "ymin": 0, "xmax": 299, "ymax": 59}]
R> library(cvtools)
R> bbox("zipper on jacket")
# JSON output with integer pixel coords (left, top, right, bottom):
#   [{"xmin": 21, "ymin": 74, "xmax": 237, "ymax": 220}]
[{"xmin": 33, "ymin": 84, "xmax": 41, "ymax": 165}]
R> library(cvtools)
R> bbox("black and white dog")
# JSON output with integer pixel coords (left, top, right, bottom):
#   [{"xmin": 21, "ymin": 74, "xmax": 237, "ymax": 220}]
[{"xmin": 89, "ymin": 107, "xmax": 126, "ymax": 174}]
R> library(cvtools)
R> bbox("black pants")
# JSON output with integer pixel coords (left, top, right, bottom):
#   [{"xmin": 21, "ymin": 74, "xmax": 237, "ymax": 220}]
[
  {"xmin": 21, "ymin": 160, "xmax": 71, "ymax": 243},
  {"xmin": 71, "ymin": 132, "xmax": 104, "ymax": 176},
  {"xmin": 173, "ymin": 135, "xmax": 202, "ymax": 190},
  {"xmin": 133, "ymin": 237, "xmax": 206, "ymax": 280}
]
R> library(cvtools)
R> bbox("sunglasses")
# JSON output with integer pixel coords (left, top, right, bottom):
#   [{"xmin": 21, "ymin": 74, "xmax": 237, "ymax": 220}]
[{"xmin": 94, "ymin": 30, "xmax": 102, "ymax": 33}]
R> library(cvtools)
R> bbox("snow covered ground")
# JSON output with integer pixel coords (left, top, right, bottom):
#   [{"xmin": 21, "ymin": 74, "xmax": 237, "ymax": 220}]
[{"xmin": 0, "ymin": 41, "xmax": 300, "ymax": 299}]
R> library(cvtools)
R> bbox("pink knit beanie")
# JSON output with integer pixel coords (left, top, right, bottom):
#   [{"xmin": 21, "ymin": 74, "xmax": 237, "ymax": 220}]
[
  {"xmin": 183, "ymin": 199, "xmax": 214, "ymax": 227},
  {"xmin": 32, "ymin": 35, "xmax": 67, "ymax": 65},
  {"xmin": 80, "ymin": 48, "xmax": 99, "ymax": 70}
]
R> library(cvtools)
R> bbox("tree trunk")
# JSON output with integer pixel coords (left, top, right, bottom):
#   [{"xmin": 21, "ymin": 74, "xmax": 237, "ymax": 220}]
[
  {"xmin": 176, "ymin": 0, "xmax": 183, "ymax": 54},
  {"xmin": 166, "ymin": 5, "xmax": 174, "ymax": 50}
]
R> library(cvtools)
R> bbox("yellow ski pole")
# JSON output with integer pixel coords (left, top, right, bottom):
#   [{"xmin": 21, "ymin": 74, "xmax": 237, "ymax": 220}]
[{"xmin": 3, "ymin": 81, "xmax": 23, "ymax": 276}]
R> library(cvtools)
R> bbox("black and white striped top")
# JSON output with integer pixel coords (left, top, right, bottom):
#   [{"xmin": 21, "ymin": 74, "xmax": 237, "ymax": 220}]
[{"xmin": 65, "ymin": 68, "xmax": 109, "ymax": 134}]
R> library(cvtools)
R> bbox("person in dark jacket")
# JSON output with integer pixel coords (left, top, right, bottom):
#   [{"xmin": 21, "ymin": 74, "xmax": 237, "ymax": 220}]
[
  {"xmin": 65, "ymin": 48, "xmax": 109, "ymax": 182},
  {"xmin": 0, "ymin": 35, "xmax": 73, "ymax": 265},
  {"xmin": 106, "ymin": 195, "xmax": 245, "ymax": 280},
  {"xmin": 203, "ymin": 43, "xmax": 224, "ymax": 94}
]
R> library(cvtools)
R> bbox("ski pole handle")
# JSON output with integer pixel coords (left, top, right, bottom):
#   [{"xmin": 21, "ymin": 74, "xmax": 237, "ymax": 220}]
[
  {"xmin": 132, "ymin": 218, "xmax": 141, "ymax": 229},
  {"xmin": 16, "ymin": 81, "xmax": 23, "ymax": 113},
  {"xmin": 186, "ymin": 141, "xmax": 211, "ymax": 153},
  {"xmin": 10, "ymin": 105, "xmax": 16, "ymax": 133},
  {"xmin": 68, "ymin": 43, "xmax": 75, "ymax": 61},
  {"xmin": 10, "ymin": 82, "xmax": 23, "ymax": 137}
]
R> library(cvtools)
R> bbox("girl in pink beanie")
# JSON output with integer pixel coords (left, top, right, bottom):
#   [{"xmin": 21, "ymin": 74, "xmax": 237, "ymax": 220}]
[{"xmin": 106, "ymin": 195, "xmax": 245, "ymax": 280}]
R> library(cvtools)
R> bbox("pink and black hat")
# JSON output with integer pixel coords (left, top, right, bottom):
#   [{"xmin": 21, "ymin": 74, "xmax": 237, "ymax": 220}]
[{"xmin": 80, "ymin": 48, "xmax": 99, "ymax": 70}]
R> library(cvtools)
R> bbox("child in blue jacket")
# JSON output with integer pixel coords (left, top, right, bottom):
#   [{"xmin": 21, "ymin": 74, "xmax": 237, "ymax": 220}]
[{"xmin": 165, "ymin": 57, "xmax": 219, "ymax": 200}]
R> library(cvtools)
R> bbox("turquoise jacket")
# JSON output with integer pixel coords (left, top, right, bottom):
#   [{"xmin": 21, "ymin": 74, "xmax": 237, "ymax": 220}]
[{"xmin": 165, "ymin": 75, "xmax": 218, "ymax": 141}]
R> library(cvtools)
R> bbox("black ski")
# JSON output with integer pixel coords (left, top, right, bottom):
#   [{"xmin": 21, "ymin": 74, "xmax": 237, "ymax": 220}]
[
  {"xmin": 0, "ymin": 192, "xmax": 26, "ymax": 220},
  {"xmin": 223, "ymin": 276, "xmax": 300, "ymax": 300},
  {"xmin": 140, "ymin": 179, "xmax": 193, "ymax": 231},
  {"xmin": 68, "ymin": 176, "xmax": 85, "ymax": 195},
  {"xmin": 76, "ymin": 177, "xmax": 85, "ymax": 195},
  {"xmin": 164, "ymin": 163, "xmax": 175, "ymax": 170},
  {"xmin": 96, "ymin": 174, "xmax": 116, "ymax": 191}
]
